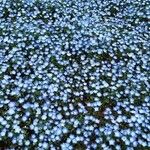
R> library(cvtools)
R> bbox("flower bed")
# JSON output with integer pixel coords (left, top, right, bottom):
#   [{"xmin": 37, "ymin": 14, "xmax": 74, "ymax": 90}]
[{"xmin": 0, "ymin": 0, "xmax": 149, "ymax": 149}]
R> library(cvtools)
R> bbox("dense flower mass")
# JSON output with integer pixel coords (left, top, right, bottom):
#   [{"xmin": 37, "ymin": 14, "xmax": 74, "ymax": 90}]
[{"xmin": 0, "ymin": 0, "xmax": 150, "ymax": 149}]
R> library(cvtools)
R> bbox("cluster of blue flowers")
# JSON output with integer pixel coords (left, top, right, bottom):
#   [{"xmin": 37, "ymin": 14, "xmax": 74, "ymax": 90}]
[{"xmin": 0, "ymin": 0, "xmax": 149, "ymax": 149}]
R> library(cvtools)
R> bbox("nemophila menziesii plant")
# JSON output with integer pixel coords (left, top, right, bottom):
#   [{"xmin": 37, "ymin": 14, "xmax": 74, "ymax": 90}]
[{"xmin": 0, "ymin": 0, "xmax": 150, "ymax": 149}]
